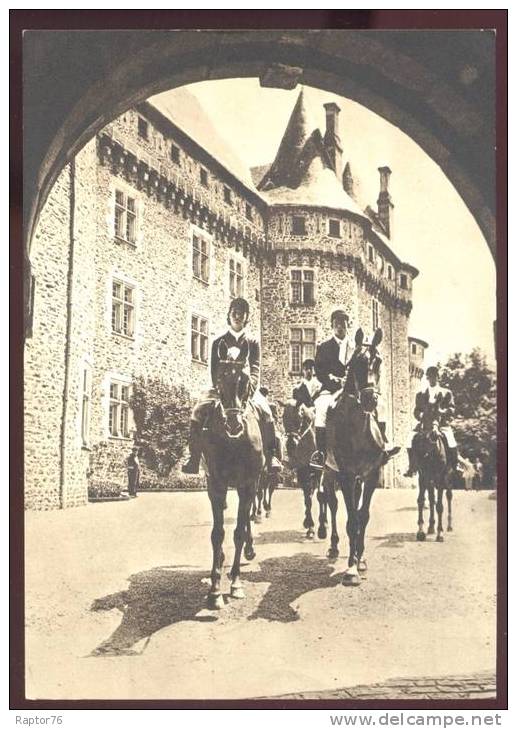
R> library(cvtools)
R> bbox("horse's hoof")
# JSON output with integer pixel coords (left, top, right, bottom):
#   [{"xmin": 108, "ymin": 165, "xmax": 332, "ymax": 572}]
[
  {"xmin": 358, "ymin": 559, "xmax": 368, "ymax": 573},
  {"xmin": 306, "ymin": 528, "xmax": 315, "ymax": 539},
  {"xmin": 230, "ymin": 585, "xmax": 245, "ymax": 600},
  {"xmin": 303, "ymin": 517, "xmax": 311, "ymax": 529},
  {"xmin": 427, "ymin": 526, "xmax": 435, "ymax": 535},
  {"xmin": 342, "ymin": 573, "xmax": 361, "ymax": 587},
  {"xmin": 207, "ymin": 593, "xmax": 224, "ymax": 610},
  {"xmin": 317, "ymin": 526, "xmax": 327, "ymax": 540},
  {"xmin": 327, "ymin": 548, "xmax": 339, "ymax": 560},
  {"xmin": 436, "ymin": 534, "xmax": 444, "ymax": 543},
  {"xmin": 447, "ymin": 526, "xmax": 453, "ymax": 532},
  {"xmin": 255, "ymin": 515, "xmax": 262, "ymax": 524},
  {"xmin": 265, "ymin": 510, "xmax": 271, "ymax": 519},
  {"xmin": 416, "ymin": 531, "xmax": 426, "ymax": 542},
  {"xmin": 244, "ymin": 547, "xmax": 256, "ymax": 562}
]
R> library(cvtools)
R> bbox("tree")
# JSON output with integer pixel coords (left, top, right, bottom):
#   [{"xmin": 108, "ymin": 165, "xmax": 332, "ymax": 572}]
[
  {"xmin": 130, "ymin": 376, "xmax": 193, "ymax": 477},
  {"xmin": 439, "ymin": 349, "xmax": 497, "ymax": 486}
]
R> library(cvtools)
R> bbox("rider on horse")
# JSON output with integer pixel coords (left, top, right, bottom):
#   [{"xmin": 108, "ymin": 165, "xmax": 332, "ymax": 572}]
[
  {"xmin": 404, "ymin": 365, "xmax": 463, "ymax": 477},
  {"xmin": 182, "ymin": 297, "xmax": 281, "ymax": 476},
  {"xmin": 292, "ymin": 358, "xmax": 321, "ymax": 411},
  {"xmin": 309, "ymin": 309, "xmax": 399, "ymax": 471}
]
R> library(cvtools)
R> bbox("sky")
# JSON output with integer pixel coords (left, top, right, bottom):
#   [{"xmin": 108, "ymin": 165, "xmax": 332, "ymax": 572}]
[{"xmin": 174, "ymin": 78, "xmax": 496, "ymax": 368}]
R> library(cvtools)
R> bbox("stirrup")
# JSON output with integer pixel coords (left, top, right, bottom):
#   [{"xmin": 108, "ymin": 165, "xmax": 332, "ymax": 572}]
[
  {"xmin": 182, "ymin": 458, "xmax": 200, "ymax": 474},
  {"xmin": 309, "ymin": 451, "xmax": 325, "ymax": 471}
]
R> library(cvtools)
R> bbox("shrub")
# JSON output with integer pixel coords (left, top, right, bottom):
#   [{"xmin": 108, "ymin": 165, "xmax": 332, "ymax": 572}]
[{"xmin": 131, "ymin": 377, "xmax": 193, "ymax": 477}]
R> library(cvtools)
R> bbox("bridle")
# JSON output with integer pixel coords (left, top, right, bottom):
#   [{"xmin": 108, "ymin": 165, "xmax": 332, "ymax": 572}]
[{"xmin": 216, "ymin": 338, "xmax": 252, "ymax": 437}]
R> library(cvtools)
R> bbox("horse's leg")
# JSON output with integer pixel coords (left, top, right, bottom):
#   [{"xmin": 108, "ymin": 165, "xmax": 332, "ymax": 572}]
[
  {"xmin": 427, "ymin": 484, "xmax": 436, "ymax": 535},
  {"xmin": 341, "ymin": 474, "xmax": 361, "ymax": 586},
  {"xmin": 264, "ymin": 474, "xmax": 272, "ymax": 517},
  {"xmin": 230, "ymin": 486, "xmax": 253, "ymax": 599},
  {"xmin": 301, "ymin": 469, "xmax": 315, "ymax": 537},
  {"xmin": 446, "ymin": 487, "xmax": 453, "ymax": 531},
  {"xmin": 436, "ymin": 487, "xmax": 445, "ymax": 542},
  {"xmin": 356, "ymin": 471, "xmax": 379, "ymax": 574},
  {"xmin": 207, "ymin": 484, "xmax": 226, "ymax": 610},
  {"xmin": 244, "ymin": 504, "xmax": 256, "ymax": 561},
  {"xmin": 417, "ymin": 476, "xmax": 426, "ymax": 541},
  {"xmin": 324, "ymin": 471, "xmax": 339, "ymax": 559},
  {"xmin": 254, "ymin": 471, "xmax": 264, "ymax": 524},
  {"xmin": 316, "ymin": 471, "xmax": 328, "ymax": 539}
]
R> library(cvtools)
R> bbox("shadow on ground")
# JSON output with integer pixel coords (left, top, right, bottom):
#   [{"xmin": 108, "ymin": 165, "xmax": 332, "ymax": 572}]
[
  {"xmin": 372, "ymin": 532, "xmax": 417, "ymax": 548},
  {"xmin": 242, "ymin": 552, "xmax": 342, "ymax": 622},
  {"xmin": 253, "ymin": 529, "xmax": 310, "ymax": 545},
  {"xmin": 90, "ymin": 566, "xmax": 216, "ymax": 656},
  {"xmin": 90, "ymin": 553, "xmax": 342, "ymax": 654}
]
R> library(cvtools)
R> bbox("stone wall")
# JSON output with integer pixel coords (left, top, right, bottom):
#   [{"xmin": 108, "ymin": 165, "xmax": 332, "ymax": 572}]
[{"xmin": 24, "ymin": 166, "xmax": 71, "ymax": 509}]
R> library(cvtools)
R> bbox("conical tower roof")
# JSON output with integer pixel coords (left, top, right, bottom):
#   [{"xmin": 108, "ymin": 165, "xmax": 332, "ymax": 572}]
[{"xmin": 258, "ymin": 89, "xmax": 320, "ymax": 190}]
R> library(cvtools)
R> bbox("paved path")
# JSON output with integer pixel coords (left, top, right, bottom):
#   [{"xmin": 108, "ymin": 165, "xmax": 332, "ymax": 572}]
[
  {"xmin": 25, "ymin": 489, "xmax": 497, "ymax": 701},
  {"xmin": 257, "ymin": 671, "xmax": 496, "ymax": 700}
]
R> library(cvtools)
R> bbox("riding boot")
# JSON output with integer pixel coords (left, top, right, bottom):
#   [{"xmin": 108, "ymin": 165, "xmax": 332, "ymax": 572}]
[
  {"xmin": 403, "ymin": 448, "xmax": 418, "ymax": 477},
  {"xmin": 181, "ymin": 420, "xmax": 203, "ymax": 474},
  {"xmin": 448, "ymin": 446, "xmax": 463, "ymax": 475},
  {"xmin": 309, "ymin": 427, "xmax": 326, "ymax": 471},
  {"xmin": 381, "ymin": 445, "xmax": 401, "ymax": 466}
]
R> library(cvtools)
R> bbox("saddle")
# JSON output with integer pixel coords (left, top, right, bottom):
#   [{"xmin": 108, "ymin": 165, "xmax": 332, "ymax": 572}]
[{"xmin": 325, "ymin": 393, "xmax": 385, "ymax": 475}]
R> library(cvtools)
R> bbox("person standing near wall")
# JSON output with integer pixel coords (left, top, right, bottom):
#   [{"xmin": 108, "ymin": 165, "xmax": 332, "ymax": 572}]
[{"xmin": 127, "ymin": 447, "xmax": 140, "ymax": 498}]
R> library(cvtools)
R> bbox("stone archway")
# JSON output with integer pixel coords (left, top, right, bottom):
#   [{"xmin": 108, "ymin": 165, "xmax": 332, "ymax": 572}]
[{"xmin": 24, "ymin": 29, "xmax": 496, "ymax": 264}]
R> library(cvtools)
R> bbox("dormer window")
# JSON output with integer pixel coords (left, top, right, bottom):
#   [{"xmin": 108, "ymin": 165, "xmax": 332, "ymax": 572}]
[
  {"xmin": 328, "ymin": 219, "xmax": 341, "ymax": 238},
  {"xmin": 200, "ymin": 168, "xmax": 209, "ymax": 188},
  {"xmin": 292, "ymin": 216, "xmax": 306, "ymax": 236},
  {"xmin": 411, "ymin": 343, "xmax": 417, "ymax": 355},
  {"xmin": 137, "ymin": 116, "xmax": 148, "ymax": 140},
  {"xmin": 400, "ymin": 273, "xmax": 408, "ymax": 290}
]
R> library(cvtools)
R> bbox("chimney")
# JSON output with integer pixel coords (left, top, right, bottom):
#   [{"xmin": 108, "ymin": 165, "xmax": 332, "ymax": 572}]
[
  {"xmin": 377, "ymin": 166, "xmax": 394, "ymax": 238},
  {"xmin": 342, "ymin": 161, "xmax": 354, "ymax": 197},
  {"xmin": 323, "ymin": 102, "xmax": 343, "ymax": 178}
]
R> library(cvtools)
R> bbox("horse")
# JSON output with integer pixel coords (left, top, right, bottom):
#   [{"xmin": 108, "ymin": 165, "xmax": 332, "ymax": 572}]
[
  {"xmin": 283, "ymin": 400, "xmax": 327, "ymax": 539},
  {"xmin": 321, "ymin": 328, "xmax": 393, "ymax": 586},
  {"xmin": 200, "ymin": 346, "xmax": 265, "ymax": 610},
  {"xmin": 251, "ymin": 467, "xmax": 278, "ymax": 523},
  {"xmin": 413, "ymin": 409, "xmax": 453, "ymax": 542}
]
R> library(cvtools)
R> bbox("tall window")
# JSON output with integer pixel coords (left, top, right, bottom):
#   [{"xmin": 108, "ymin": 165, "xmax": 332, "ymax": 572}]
[
  {"xmin": 329, "ymin": 219, "xmax": 341, "ymax": 238},
  {"xmin": 224, "ymin": 186, "xmax": 232, "ymax": 205},
  {"xmin": 292, "ymin": 216, "xmax": 307, "ymax": 235},
  {"xmin": 170, "ymin": 144, "xmax": 180, "ymax": 164},
  {"xmin": 290, "ymin": 269, "xmax": 315, "ymax": 305},
  {"xmin": 191, "ymin": 315, "xmax": 209, "ymax": 364},
  {"xmin": 80, "ymin": 364, "xmax": 92, "ymax": 446},
  {"xmin": 229, "ymin": 258, "xmax": 243, "ymax": 298},
  {"xmin": 114, "ymin": 189, "xmax": 137, "ymax": 244},
  {"xmin": 112, "ymin": 280, "xmax": 135, "ymax": 338},
  {"xmin": 372, "ymin": 298, "xmax": 380, "ymax": 331},
  {"xmin": 387, "ymin": 264, "xmax": 393, "ymax": 280},
  {"xmin": 290, "ymin": 328, "xmax": 316, "ymax": 374},
  {"xmin": 109, "ymin": 381, "xmax": 131, "ymax": 438},
  {"xmin": 411, "ymin": 343, "xmax": 417, "ymax": 355},
  {"xmin": 137, "ymin": 116, "xmax": 148, "ymax": 140},
  {"xmin": 400, "ymin": 273, "xmax": 408, "ymax": 290},
  {"xmin": 192, "ymin": 234, "xmax": 210, "ymax": 283}
]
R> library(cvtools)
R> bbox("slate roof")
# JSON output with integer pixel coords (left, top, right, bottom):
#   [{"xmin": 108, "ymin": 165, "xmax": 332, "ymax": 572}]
[{"xmin": 149, "ymin": 87, "xmax": 258, "ymax": 192}]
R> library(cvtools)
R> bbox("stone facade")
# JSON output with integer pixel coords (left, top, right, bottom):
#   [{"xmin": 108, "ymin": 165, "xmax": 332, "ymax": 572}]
[{"xmin": 25, "ymin": 92, "xmax": 422, "ymax": 508}]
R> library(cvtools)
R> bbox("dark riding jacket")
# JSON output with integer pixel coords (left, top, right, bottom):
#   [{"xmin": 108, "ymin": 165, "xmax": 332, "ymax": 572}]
[
  {"xmin": 292, "ymin": 380, "xmax": 321, "ymax": 408},
  {"xmin": 314, "ymin": 336, "xmax": 355, "ymax": 394},
  {"xmin": 414, "ymin": 387, "xmax": 455, "ymax": 428},
  {"xmin": 210, "ymin": 330, "xmax": 260, "ymax": 391}
]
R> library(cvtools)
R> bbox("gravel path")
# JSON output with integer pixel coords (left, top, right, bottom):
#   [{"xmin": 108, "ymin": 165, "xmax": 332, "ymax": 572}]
[{"xmin": 25, "ymin": 488, "xmax": 497, "ymax": 700}]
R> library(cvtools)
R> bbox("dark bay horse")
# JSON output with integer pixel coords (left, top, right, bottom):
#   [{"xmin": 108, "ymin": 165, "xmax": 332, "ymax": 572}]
[
  {"xmin": 414, "ymin": 412, "xmax": 453, "ymax": 542},
  {"xmin": 283, "ymin": 401, "xmax": 327, "ymax": 539},
  {"xmin": 200, "ymin": 355, "xmax": 264, "ymax": 609},
  {"xmin": 322, "ymin": 328, "xmax": 392, "ymax": 586}
]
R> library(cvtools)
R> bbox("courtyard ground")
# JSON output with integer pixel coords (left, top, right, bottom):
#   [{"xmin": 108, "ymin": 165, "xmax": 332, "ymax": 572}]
[{"xmin": 25, "ymin": 488, "xmax": 497, "ymax": 701}]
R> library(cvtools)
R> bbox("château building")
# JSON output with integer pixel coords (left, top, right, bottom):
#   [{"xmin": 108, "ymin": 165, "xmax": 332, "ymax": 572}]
[{"xmin": 25, "ymin": 86, "xmax": 424, "ymax": 509}]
